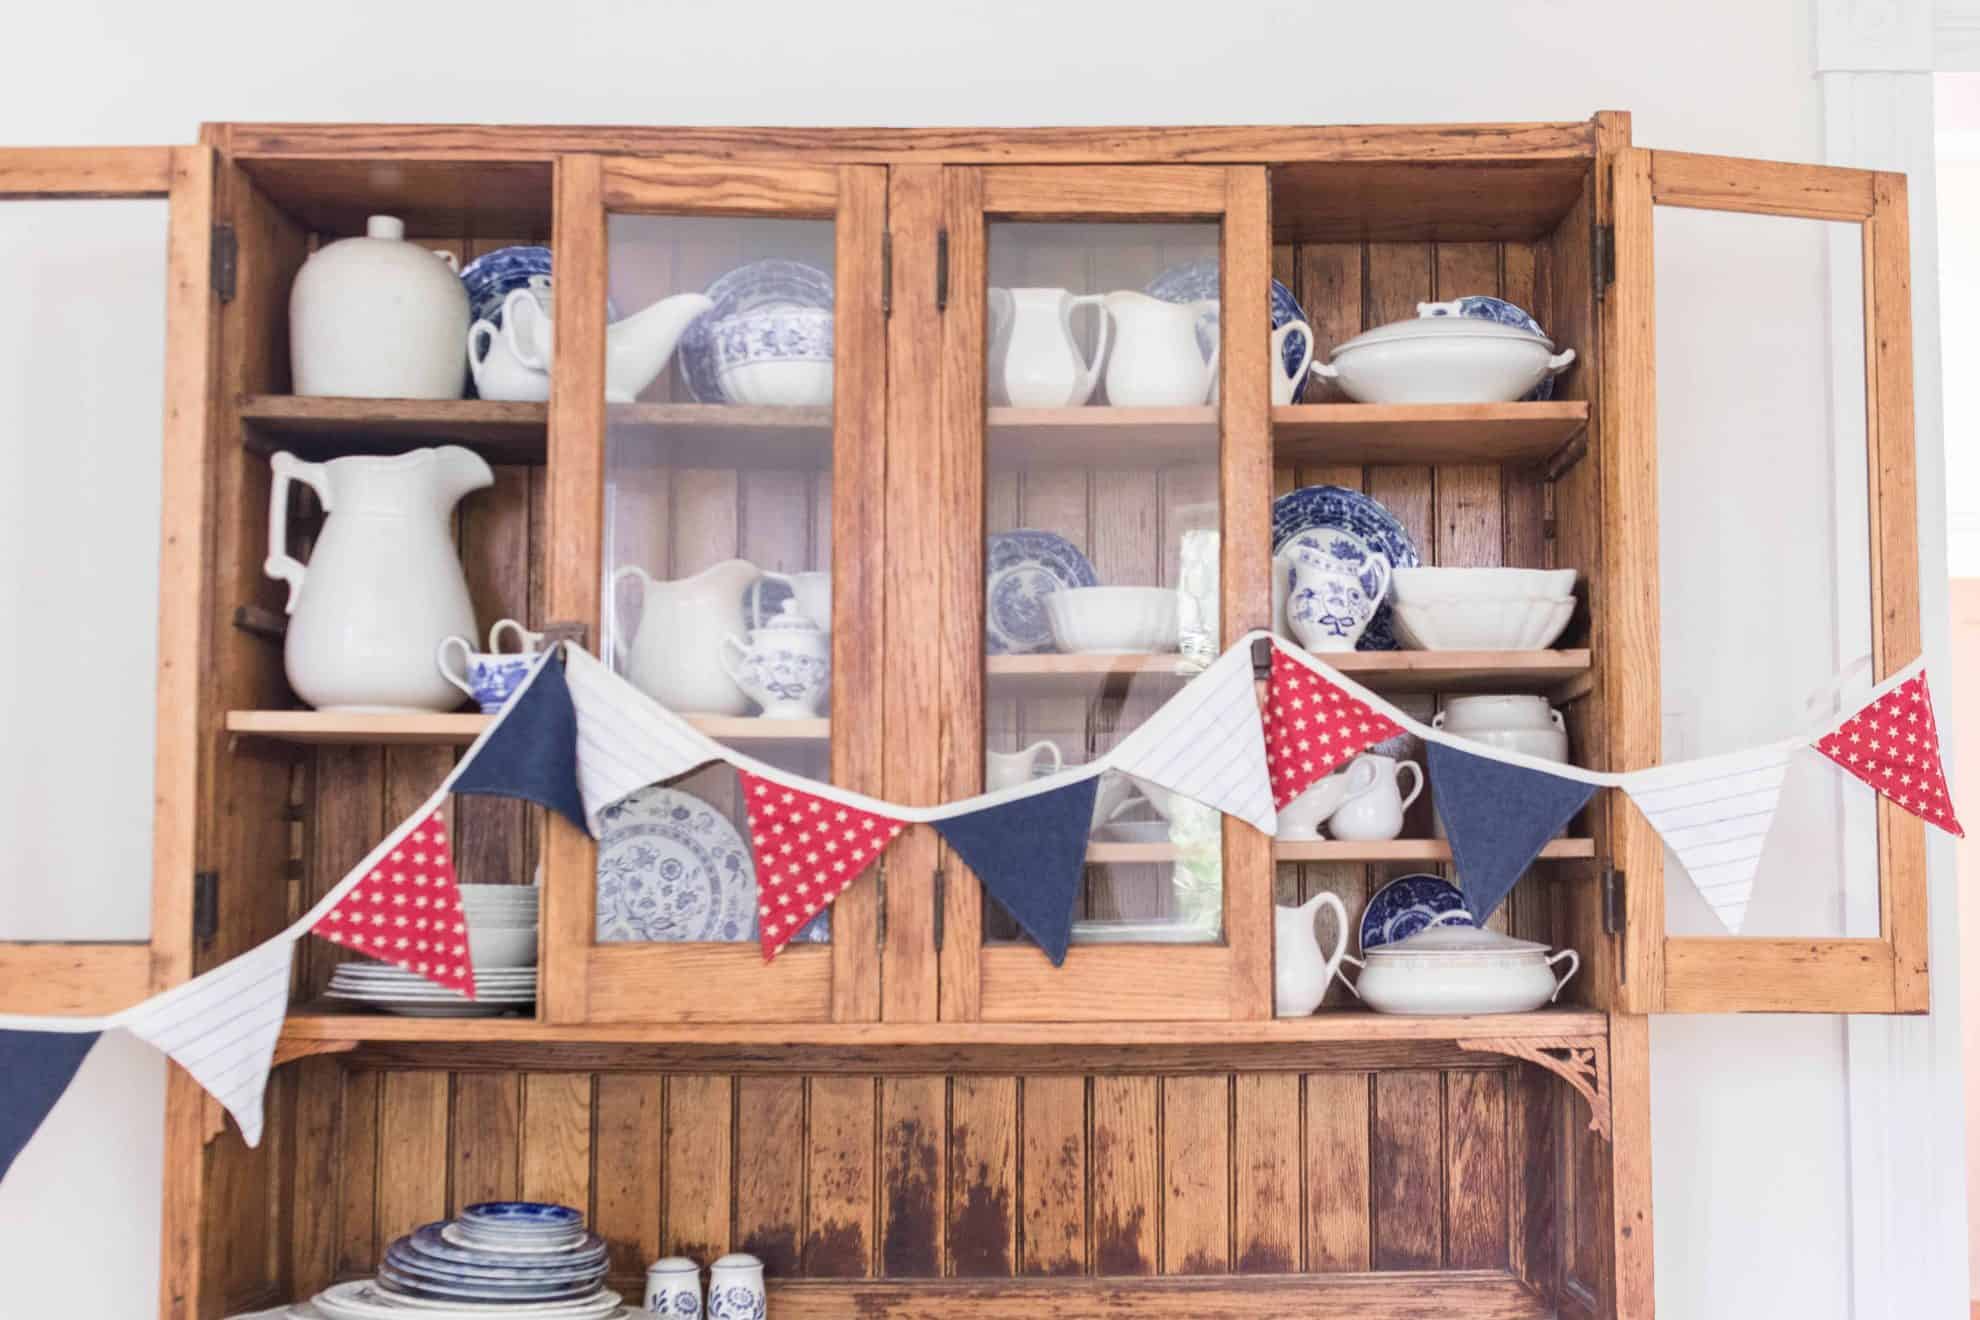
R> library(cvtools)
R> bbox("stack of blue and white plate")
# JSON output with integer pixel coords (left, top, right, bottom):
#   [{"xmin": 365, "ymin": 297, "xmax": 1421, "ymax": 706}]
[{"xmin": 294, "ymin": 1202, "xmax": 625, "ymax": 1318}]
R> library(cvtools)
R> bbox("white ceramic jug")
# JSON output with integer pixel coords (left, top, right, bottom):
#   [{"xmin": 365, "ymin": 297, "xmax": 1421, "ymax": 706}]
[
  {"xmin": 290, "ymin": 215, "xmax": 469, "ymax": 399},
  {"xmin": 1326, "ymin": 753, "xmax": 1424, "ymax": 842},
  {"xmin": 986, "ymin": 739, "xmax": 1062, "ymax": 791},
  {"xmin": 1103, "ymin": 290, "xmax": 1219, "ymax": 406},
  {"xmin": 989, "ymin": 287, "xmax": 1111, "ymax": 408},
  {"xmin": 614, "ymin": 560, "xmax": 760, "ymax": 714},
  {"xmin": 1274, "ymin": 756, "xmax": 1381, "ymax": 839},
  {"xmin": 266, "ymin": 446, "xmax": 494, "ymax": 711},
  {"xmin": 1275, "ymin": 891, "xmax": 1350, "ymax": 1017}
]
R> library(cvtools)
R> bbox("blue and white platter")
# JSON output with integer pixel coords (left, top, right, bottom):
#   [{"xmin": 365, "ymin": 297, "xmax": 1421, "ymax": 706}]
[
  {"xmin": 986, "ymin": 529, "xmax": 1099, "ymax": 655},
  {"xmin": 1271, "ymin": 485, "xmax": 1420, "ymax": 650},
  {"xmin": 417, "ymin": 1223, "xmax": 608, "ymax": 1268},
  {"xmin": 1145, "ymin": 260, "xmax": 1313, "ymax": 401},
  {"xmin": 1360, "ymin": 873, "xmax": 1476, "ymax": 951},
  {"xmin": 678, "ymin": 258, "xmax": 835, "ymax": 403},
  {"xmin": 1420, "ymin": 295, "xmax": 1557, "ymax": 400}
]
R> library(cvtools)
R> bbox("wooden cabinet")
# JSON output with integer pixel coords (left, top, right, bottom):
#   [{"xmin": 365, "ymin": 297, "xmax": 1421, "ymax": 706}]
[{"xmin": 0, "ymin": 114, "xmax": 1928, "ymax": 1319}]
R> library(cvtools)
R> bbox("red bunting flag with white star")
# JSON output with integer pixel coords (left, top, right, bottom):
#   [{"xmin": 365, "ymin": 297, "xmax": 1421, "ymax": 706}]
[
  {"xmin": 1816, "ymin": 671, "xmax": 1964, "ymax": 837},
  {"xmin": 1265, "ymin": 645, "xmax": 1407, "ymax": 810},
  {"xmin": 312, "ymin": 809, "xmax": 476, "ymax": 997},
  {"xmin": 737, "ymin": 769, "xmax": 907, "ymax": 960}
]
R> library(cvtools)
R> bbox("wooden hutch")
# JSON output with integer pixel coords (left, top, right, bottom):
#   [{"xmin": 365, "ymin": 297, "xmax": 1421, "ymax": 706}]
[{"xmin": 0, "ymin": 112, "xmax": 1929, "ymax": 1319}]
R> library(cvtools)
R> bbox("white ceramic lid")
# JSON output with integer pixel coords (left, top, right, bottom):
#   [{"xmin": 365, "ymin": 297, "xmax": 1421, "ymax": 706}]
[
  {"xmin": 647, "ymin": 1256, "xmax": 700, "ymax": 1274},
  {"xmin": 1330, "ymin": 312, "xmax": 1553, "ymax": 356},
  {"xmin": 1367, "ymin": 924, "xmax": 1552, "ymax": 958},
  {"xmin": 759, "ymin": 599, "xmax": 821, "ymax": 633},
  {"xmin": 712, "ymin": 1251, "xmax": 764, "ymax": 1271}
]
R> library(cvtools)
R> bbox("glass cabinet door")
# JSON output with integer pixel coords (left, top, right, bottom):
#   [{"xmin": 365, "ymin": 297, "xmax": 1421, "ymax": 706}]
[
  {"xmin": 925, "ymin": 166, "xmax": 1276, "ymax": 1021},
  {"xmin": 541, "ymin": 157, "xmax": 886, "ymax": 1024},
  {"xmin": 1610, "ymin": 149, "xmax": 1929, "ymax": 1014}
]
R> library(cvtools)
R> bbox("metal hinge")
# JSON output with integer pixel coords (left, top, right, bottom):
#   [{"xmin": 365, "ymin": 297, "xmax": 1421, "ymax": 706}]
[
  {"xmin": 1593, "ymin": 223, "xmax": 1615, "ymax": 293},
  {"xmin": 881, "ymin": 231, "xmax": 892, "ymax": 318},
  {"xmin": 932, "ymin": 868, "xmax": 946, "ymax": 951},
  {"xmin": 193, "ymin": 870, "xmax": 220, "ymax": 944},
  {"xmin": 935, "ymin": 229, "xmax": 949, "ymax": 311},
  {"xmin": 1602, "ymin": 867, "xmax": 1626, "ymax": 938},
  {"xmin": 211, "ymin": 224, "xmax": 237, "ymax": 303}
]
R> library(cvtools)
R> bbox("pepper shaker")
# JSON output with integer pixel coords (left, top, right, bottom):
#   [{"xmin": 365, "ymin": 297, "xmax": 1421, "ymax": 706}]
[
  {"xmin": 645, "ymin": 1255, "xmax": 702, "ymax": 1316},
  {"xmin": 706, "ymin": 1252, "xmax": 767, "ymax": 1320}
]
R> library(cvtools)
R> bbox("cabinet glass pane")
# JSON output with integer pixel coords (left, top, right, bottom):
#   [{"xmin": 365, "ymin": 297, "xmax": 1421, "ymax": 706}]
[
  {"xmin": 598, "ymin": 214, "xmax": 835, "ymax": 945},
  {"xmin": 983, "ymin": 221, "xmax": 1223, "ymax": 946},
  {"xmin": 1654, "ymin": 206, "xmax": 1876, "ymax": 938},
  {"xmin": 0, "ymin": 201, "xmax": 166, "ymax": 942}
]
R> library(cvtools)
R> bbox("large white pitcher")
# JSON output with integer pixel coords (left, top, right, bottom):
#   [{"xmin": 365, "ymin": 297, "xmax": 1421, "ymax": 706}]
[
  {"xmin": 266, "ymin": 446, "xmax": 494, "ymax": 712},
  {"xmin": 1103, "ymin": 290, "xmax": 1219, "ymax": 406},
  {"xmin": 614, "ymin": 560, "xmax": 760, "ymax": 714},
  {"xmin": 988, "ymin": 287, "xmax": 1111, "ymax": 407}
]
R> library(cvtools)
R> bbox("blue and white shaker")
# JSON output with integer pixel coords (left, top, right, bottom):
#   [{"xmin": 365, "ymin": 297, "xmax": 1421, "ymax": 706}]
[
  {"xmin": 706, "ymin": 1252, "xmax": 767, "ymax": 1320},
  {"xmin": 645, "ymin": 1255, "xmax": 702, "ymax": 1316}
]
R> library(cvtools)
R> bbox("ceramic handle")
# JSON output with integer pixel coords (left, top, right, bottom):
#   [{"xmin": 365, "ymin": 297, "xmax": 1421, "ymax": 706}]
[
  {"xmin": 1546, "ymin": 949, "xmax": 1581, "ymax": 1001},
  {"xmin": 1362, "ymin": 549, "xmax": 1392, "ymax": 604},
  {"xmin": 1416, "ymin": 299, "xmax": 1461, "ymax": 318},
  {"xmin": 609, "ymin": 565, "xmax": 652, "ymax": 671},
  {"xmin": 1430, "ymin": 709, "xmax": 1447, "ymax": 730},
  {"xmin": 1546, "ymin": 347, "xmax": 1577, "ymax": 375},
  {"xmin": 505, "ymin": 289, "xmax": 552, "ymax": 371},
  {"xmin": 432, "ymin": 248, "xmax": 460, "ymax": 273},
  {"xmin": 435, "ymin": 636, "xmax": 477, "ymax": 701},
  {"xmin": 1190, "ymin": 299, "xmax": 1222, "ymax": 402},
  {"xmin": 487, "ymin": 618, "xmax": 541, "ymax": 655},
  {"xmin": 1068, "ymin": 294, "xmax": 1111, "ymax": 402},
  {"xmin": 1309, "ymin": 359, "xmax": 1339, "ymax": 380},
  {"xmin": 1024, "ymin": 739, "xmax": 1063, "ymax": 775},
  {"xmin": 264, "ymin": 451, "xmax": 330, "ymax": 614},
  {"xmin": 1334, "ymin": 952, "xmax": 1365, "ymax": 999},
  {"xmin": 1549, "ymin": 709, "xmax": 1566, "ymax": 731},
  {"xmin": 467, "ymin": 319, "xmax": 497, "ymax": 393},
  {"xmin": 1273, "ymin": 319, "xmax": 1315, "ymax": 391},
  {"xmin": 1331, "ymin": 755, "xmax": 1381, "ymax": 809},
  {"xmin": 1423, "ymin": 910, "xmax": 1470, "ymax": 932},
  {"xmin": 1393, "ymin": 760, "xmax": 1425, "ymax": 813},
  {"xmin": 1313, "ymin": 891, "xmax": 1349, "ymax": 983}
]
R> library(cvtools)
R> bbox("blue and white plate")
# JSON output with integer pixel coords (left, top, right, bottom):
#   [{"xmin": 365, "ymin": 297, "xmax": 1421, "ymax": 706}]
[
  {"xmin": 678, "ymin": 259, "xmax": 835, "ymax": 403},
  {"xmin": 421, "ymin": 1223, "xmax": 607, "ymax": 1267},
  {"xmin": 461, "ymin": 1201, "xmax": 583, "ymax": 1233},
  {"xmin": 986, "ymin": 529, "xmax": 1099, "ymax": 655},
  {"xmin": 1145, "ymin": 260, "xmax": 1313, "ymax": 401},
  {"xmin": 1272, "ymin": 486, "xmax": 1420, "ymax": 650},
  {"xmin": 1360, "ymin": 873, "xmax": 1475, "ymax": 951},
  {"xmin": 1420, "ymin": 295, "xmax": 1557, "ymax": 400},
  {"xmin": 377, "ymin": 1266, "xmax": 599, "ymax": 1305},
  {"xmin": 385, "ymin": 1245, "xmax": 603, "ymax": 1288}
]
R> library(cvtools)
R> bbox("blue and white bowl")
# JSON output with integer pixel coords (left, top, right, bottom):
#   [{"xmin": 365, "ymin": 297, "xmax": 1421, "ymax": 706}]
[
  {"xmin": 679, "ymin": 258, "xmax": 836, "ymax": 403},
  {"xmin": 459, "ymin": 246, "xmax": 553, "ymax": 328},
  {"xmin": 1417, "ymin": 296, "xmax": 1558, "ymax": 400},
  {"xmin": 710, "ymin": 306, "xmax": 834, "ymax": 407}
]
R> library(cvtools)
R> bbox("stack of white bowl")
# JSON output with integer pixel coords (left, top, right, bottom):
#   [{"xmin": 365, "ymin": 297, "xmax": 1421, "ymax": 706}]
[
  {"xmin": 460, "ymin": 884, "xmax": 539, "ymax": 969},
  {"xmin": 1389, "ymin": 567, "xmax": 1577, "ymax": 651}
]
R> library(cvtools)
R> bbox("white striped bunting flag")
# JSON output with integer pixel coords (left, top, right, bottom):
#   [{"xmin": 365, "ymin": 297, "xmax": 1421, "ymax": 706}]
[
  {"xmin": 1107, "ymin": 643, "xmax": 1276, "ymax": 836},
  {"xmin": 562, "ymin": 644, "xmax": 722, "ymax": 834},
  {"xmin": 1621, "ymin": 741, "xmax": 1796, "ymax": 934}
]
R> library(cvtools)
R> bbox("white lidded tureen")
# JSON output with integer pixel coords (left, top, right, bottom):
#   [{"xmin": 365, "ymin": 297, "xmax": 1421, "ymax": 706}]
[
  {"xmin": 1311, "ymin": 305, "xmax": 1575, "ymax": 404},
  {"xmin": 1340, "ymin": 916, "xmax": 1580, "ymax": 1015}
]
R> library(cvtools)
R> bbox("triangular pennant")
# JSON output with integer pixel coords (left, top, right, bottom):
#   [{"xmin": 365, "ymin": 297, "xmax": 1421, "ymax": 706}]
[
  {"xmin": 0, "ymin": 1029, "xmax": 100, "ymax": 1182},
  {"xmin": 452, "ymin": 651, "xmax": 588, "ymax": 832},
  {"xmin": 1107, "ymin": 644, "xmax": 1276, "ymax": 836},
  {"xmin": 1428, "ymin": 741, "xmax": 1596, "ymax": 923},
  {"xmin": 1815, "ymin": 670, "xmax": 1964, "ymax": 837},
  {"xmin": 935, "ymin": 776, "xmax": 1100, "ymax": 966},
  {"xmin": 311, "ymin": 808, "xmax": 476, "ymax": 998},
  {"xmin": 1265, "ymin": 643, "xmax": 1406, "ymax": 809},
  {"xmin": 120, "ymin": 937, "xmax": 292, "ymax": 1146},
  {"xmin": 563, "ymin": 644, "xmax": 722, "ymax": 835},
  {"xmin": 737, "ymin": 770, "xmax": 906, "ymax": 961},
  {"xmin": 1622, "ymin": 742, "xmax": 1795, "ymax": 934}
]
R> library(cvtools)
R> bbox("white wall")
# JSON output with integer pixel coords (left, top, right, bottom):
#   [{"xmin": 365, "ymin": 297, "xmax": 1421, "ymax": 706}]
[{"xmin": 0, "ymin": 0, "xmax": 1950, "ymax": 1315}]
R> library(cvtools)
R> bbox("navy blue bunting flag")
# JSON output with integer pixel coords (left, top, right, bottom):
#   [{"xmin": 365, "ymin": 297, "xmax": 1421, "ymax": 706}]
[
  {"xmin": 935, "ymin": 776, "xmax": 1101, "ymax": 965},
  {"xmin": 0, "ymin": 1029, "xmax": 100, "ymax": 1182},
  {"xmin": 452, "ymin": 652, "xmax": 589, "ymax": 833},
  {"xmin": 1427, "ymin": 741, "xmax": 1597, "ymax": 924}
]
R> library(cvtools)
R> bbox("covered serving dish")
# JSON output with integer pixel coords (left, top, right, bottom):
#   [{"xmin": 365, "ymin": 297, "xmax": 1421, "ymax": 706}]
[
  {"xmin": 1341, "ymin": 920, "xmax": 1580, "ymax": 1015},
  {"xmin": 1310, "ymin": 306, "xmax": 1575, "ymax": 404}
]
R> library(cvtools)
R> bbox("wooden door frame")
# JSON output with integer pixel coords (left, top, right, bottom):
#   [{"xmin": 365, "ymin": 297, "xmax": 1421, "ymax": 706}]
[
  {"xmin": 926, "ymin": 163, "xmax": 1275, "ymax": 1023},
  {"xmin": 539, "ymin": 154, "xmax": 887, "ymax": 1024}
]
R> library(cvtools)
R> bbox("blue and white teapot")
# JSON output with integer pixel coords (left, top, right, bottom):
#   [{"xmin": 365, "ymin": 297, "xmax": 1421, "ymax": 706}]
[
  {"xmin": 1279, "ymin": 529, "xmax": 1392, "ymax": 653},
  {"xmin": 720, "ymin": 599, "xmax": 831, "ymax": 719}
]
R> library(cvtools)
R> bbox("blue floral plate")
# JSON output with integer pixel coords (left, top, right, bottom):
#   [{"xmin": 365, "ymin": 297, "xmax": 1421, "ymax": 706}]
[
  {"xmin": 419, "ymin": 1223, "xmax": 607, "ymax": 1267},
  {"xmin": 1419, "ymin": 296, "xmax": 1557, "ymax": 400},
  {"xmin": 460, "ymin": 1201, "xmax": 583, "ymax": 1231},
  {"xmin": 377, "ymin": 1264, "xmax": 599, "ymax": 1304},
  {"xmin": 386, "ymin": 1243, "xmax": 604, "ymax": 1287},
  {"xmin": 1145, "ymin": 260, "xmax": 1313, "ymax": 401},
  {"xmin": 1360, "ymin": 874, "xmax": 1475, "ymax": 951},
  {"xmin": 678, "ymin": 259, "xmax": 835, "ymax": 403},
  {"xmin": 1271, "ymin": 486, "xmax": 1420, "ymax": 650},
  {"xmin": 986, "ymin": 529, "xmax": 1099, "ymax": 655}
]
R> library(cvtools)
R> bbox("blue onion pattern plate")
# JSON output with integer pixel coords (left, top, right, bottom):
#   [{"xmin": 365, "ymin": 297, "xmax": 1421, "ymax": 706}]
[
  {"xmin": 678, "ymin": 259, "xmax": 835, "ymax": 403},
  {"xmin": 986, "ymin": 529, "xmax": 1099, "ymax": 655},
  {"xmin": 461, "ymin": 1201, "xmax": 583, "ymax": 1231},
  {"xmin": 1420, "ymin": 295, "xmax": 1557, "ymax": 400},
  {"xmin": 1145, "ymin": 260, "xmax": 1312, "ymax": 401},
  {"xmin": 1272, "ymin": 486, "xmax": 1419, "ymax": 650},
  {"xmin": 386, "ymin": 1244, "xmax": 603, "ymax": 1287},
  {"xmin": 1360, "ymin": 874, "xmax": 1475, "ymax": 951},
  {"xmin": 377, "ymin": 1265, "xmax": 598, "ymax": 1304}
]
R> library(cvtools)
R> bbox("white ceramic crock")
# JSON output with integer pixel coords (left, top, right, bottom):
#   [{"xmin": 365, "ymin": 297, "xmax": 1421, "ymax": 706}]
[
  {"xmin": 290, "ymin": 215, "xmax": 470, "ymax": 399},
  {"xmin": 1431, "ymin": 695, "xmax": 1570, "ymax": 838},
  {"xmin": 1341, "ymin": 922, "xmax": 1580, "ymax": 1015},
  {"xmin": 1310, "ymin": 313, "xmax": 1574, "ymax": 404}
]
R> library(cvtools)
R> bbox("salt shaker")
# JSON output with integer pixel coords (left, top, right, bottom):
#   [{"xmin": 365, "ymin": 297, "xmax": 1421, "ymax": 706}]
[
  {"xmin": 706, "ymin": 1252, "xmax": 767, "ymax": 1320},
  {"xmin": 645, "ymin": 1255, "xmax": 702, "ymax": 1316}
]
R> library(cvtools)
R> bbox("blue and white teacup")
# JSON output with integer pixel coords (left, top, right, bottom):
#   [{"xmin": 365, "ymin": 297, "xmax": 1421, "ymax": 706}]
[
  {"xmin": 438, "ymin": 636, "xmax": 534, "ymax": 714},
  {"xmin": 1282, "ymin": 531, "xmax": 1392, "ymax": 653}
]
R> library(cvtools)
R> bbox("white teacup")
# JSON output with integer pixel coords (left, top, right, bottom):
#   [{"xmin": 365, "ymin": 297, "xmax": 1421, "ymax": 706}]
[
  {"xmin": 1325, "ymin": 753, "xmax": 1425, "ymax": 842},
  {"xmin": 986, "ymin": 739, "xmax": 1062, "ymax": 791},
  {"xmin": 1274, "ymin": 757, "xmax": 1381, "ymax": 839}
]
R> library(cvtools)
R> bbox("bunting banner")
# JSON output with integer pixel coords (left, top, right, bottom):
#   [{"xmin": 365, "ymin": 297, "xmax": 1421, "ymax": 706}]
[
  {"xmin": 1815, "ymin": 667, "xmax": 1965, "ymax": 837},
  {"xmin": 737, "ymin": 769, "xmax": 906, "ymax": 960},
  {"xmin": 0, "ymin": 1030, "xmax": 100, "ymax": 1181},
  {"xmin": 1426, "ymin": 740, "xmax": 1598, "ymax": 924},
  {"xmin": 935, "ymin": 776, "xmax": 1101, "ymax": 965},
  {"xmin": 451, "ymin": 650, "xmax": 589, "ymax": 832},
  {"xmin": 312, "ymin": 807, "xmax": 476, "ymax": 998},
  {"xmin": 564, "ymin": 643, "xmax": 722, "ymax": 835},
  {"xmin": 1621, "ymin": 741, "xmax": 1796, "ymax": 934},
  {"xmin": 1107, "ymin": 642, "xmax": 1276, "ymax": 836},
  {"xmin": 1263, "ymin": 643, "xmax": 1407, "ymax": 808}
]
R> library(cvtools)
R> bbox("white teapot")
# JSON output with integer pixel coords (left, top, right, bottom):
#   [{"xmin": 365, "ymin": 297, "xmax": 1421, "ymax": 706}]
[{"xmin": 721, "ymin": 600, "xmax": 831, "ymax": 719}]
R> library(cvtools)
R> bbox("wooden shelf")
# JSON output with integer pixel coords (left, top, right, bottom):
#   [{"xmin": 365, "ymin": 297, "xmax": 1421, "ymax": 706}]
[
  {"xmin": 986, "ymin": 648, "xmax": 1589, "ymax": 698},
  {"xmin": 1272, "ymin": 401, "xmax": 1589, "ymax": 468},
  {"xmin": 612, "ymin": 402, "xmax": 831, "ymax": 429},
  {"xmin": 1274, "ymin": 838, "xmax": 1594, "ymax": 863},
  {"xmin": 226, "ymin": 710, "xmax": 827, "ymax": 745},
  {"xmin": 988, "ymin": 405, "xmax": 1217, "ymax": 467},
  {"xmin": 240, "ymin": 395, "xmax": 549, "ymax": 462},
  {"xmin": 986, "ymin": 652, "xmax": 1195, "ymax": 693}
]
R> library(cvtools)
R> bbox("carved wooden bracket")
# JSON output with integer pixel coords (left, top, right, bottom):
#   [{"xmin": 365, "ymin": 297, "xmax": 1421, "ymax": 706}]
[{"xmin": 1456, "ymin": 1034, "xmax": 1612, "ymax": 1142}]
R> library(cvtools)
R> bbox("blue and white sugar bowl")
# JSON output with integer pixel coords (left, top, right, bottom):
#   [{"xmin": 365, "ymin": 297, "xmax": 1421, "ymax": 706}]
[
  {"xmin": 646, "ymin": 1254, "xmax": 703, "ymax": 1316},
  {"xmin": 707, "ymin": 1252, "xmax": 767, "ymax": 1320}
]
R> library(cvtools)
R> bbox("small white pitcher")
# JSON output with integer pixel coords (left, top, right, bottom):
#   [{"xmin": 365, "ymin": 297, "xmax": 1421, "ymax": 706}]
[
  {"xmin": 1325, "ymin": 753, "xmax": 1424, "ymax": 842},
  {"xmin": 1274, "ymin": 756, "xmax": 1381, "ymax": 839},
  {"xmin": 986, "ymin": 739, "xmax": 1062, "ymax": 791},
  {"xmin": 1275, "ymin": 891, "xmax": 1350, "ymax": 1017}
]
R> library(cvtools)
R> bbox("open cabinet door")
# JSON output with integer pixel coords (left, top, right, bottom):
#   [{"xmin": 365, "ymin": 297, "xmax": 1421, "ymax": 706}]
[
  {"xmin": 1611, "ymin": 148, "xmax": 1928, "ymax": 1013},
  {"xmin": 0, "ymin": 148, "xmax": 215, "ymax": 1014}
]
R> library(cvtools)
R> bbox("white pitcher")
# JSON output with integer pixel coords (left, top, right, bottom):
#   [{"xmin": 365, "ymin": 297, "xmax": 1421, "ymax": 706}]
[
  {"xmin": 614, "ymin": 559, "xmax": 760, "ymax": 714},
  {"xmin": 1274, "ymin": 756, "xmax": 1381, "ymax": 839},
  {"xmin": 1325, "ymin": 753, "xmax": 1425, "ymax": 842},
  {"xmin": 988, "ymin": 287, "xmax": 1111, "ymax": 407},
  {"xmin": 986, "ymin": 739, "xmax": 1062, "ymax": 791},
  {"xmin": 1275, "ymin": 891, "xmax": 1350, "ymax": 1017},
  {"xmin": 1103, "ymin": 290, "xmax": 1219, "ymax": 406},
  {"xmin": 266, "ymin": 446, "xmax": 494, "ymax": 712}
]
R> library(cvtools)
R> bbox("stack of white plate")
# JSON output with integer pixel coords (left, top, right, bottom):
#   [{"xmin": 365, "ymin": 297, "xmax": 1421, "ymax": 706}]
[
  {"xmin": 294, "ymin": 1279, "xmax": 625, "ymax": 1318},
  {"xmin": 326, "ymin": 963, "xmax": 537, "ymax": 1018},
  {"xmin": 459, "ymin": 885, "xmax": 539, "ymax": 970}
]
